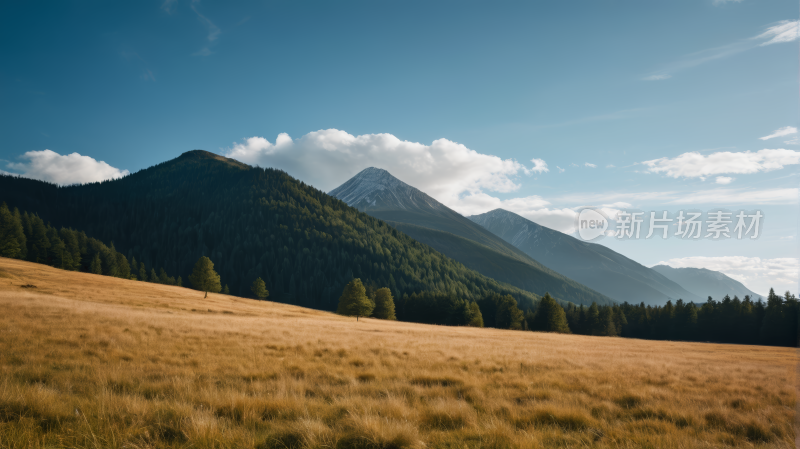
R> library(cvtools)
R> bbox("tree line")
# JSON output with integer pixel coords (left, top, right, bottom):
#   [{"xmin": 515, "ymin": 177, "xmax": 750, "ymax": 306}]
[{"xmin": 562, "ymin": 292, "xmax": 798, "ymax": 347}]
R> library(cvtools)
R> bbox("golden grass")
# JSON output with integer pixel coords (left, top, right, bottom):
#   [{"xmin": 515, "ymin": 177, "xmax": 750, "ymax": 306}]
[{"xmin": 0, "ymin": 257, "xmax": 795, "ymax": 448}]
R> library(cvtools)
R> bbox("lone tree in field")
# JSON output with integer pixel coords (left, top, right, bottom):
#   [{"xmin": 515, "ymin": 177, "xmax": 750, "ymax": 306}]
[
  {"xmin": 372, "ymin": 287, "xmax": 396, "ymax": 320},
  {"xmin": 189, "ymin": 256, "xmax": 221, "ymax": 298},
  {"xmin": 251, "ymin": 277, "xmax": 269, "ymax": 300},
  {"xmin": 529, "ymin": 293, "xmax": 570, "ymax": 333},
  {"xmin": 336, "ymin": 278, "xmax": 374, "ymax": 320}
]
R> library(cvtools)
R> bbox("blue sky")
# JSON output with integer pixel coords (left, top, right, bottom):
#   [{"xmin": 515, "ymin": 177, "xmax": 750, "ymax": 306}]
[{"xmin": 1, "ymin": 0, "xmax": 798, "ymax": 294}]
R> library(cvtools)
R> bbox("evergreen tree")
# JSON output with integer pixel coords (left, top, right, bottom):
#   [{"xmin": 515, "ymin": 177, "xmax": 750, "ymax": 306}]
[
  {"xmin": 90, "ymin": 253, "xmax": 102, "ymax": 274},
  {"xmin": 116, "ymin": 252, "xmax": 130, "ymax": 279},
  {"xmin": 26, "ymin": 214, "xmax": 50, "ymax": 264},
  {"xmin": 760, "ymin": 288, "xmax": 784, "ymax": 345},
  {"xmin": 177, "ymin": 276, "xmax": 182, "ymax": 287},
  {"xmin": 138, "ymin": 263, "xmax": 147, "ymax": 282},
  {"xmin": 223, "ymin": 284, "xmax": 230, "ymax": 295},
  {"xmin": 467, "ymin": 301, "xmax": 483, "ymax": 327},
  {"xmin": 372, "ymin": 287, "xmax": 396, "ymax": 320},
  {"xmin": 130, "ymin": 257, "xmax": 139, "ymax": 279},
  {"xmin": 189, "ymin": 256, "xmax": 222, "ymax": 298},
  {"xmin": 529, "ymin": 293, "xmax": 570, "ymax": 333},
  {"xmin": 0, "ymin": 202, "xmax": 24, "ymax": 258},
  {"xmin": 586, "ymin": 302, "xmax": 601, "ymax": 335},
  {"xmin": 336, "ymin": 278, "xmax": 374, "ymax": 319},
  {"xmin": 251, "ymin": 277, "xmax": 268, "ymax": 300},
  {"xmin": 495, "ymin": 294, "xmax": 524, "ymax": 330},
  {"xmin": 150, "ymin": 268, "xmax": 158, "ymax": 283}
]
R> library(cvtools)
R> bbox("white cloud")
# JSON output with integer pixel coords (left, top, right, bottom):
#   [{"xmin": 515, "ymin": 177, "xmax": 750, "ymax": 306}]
[
  {"xmin": 656, "ymin": 256, "xmax": 798, "ymax": 298},
  {"xmin": 759, "ymin": 126, "xmax": 797, "ymax": 140},
  {"xmin": 606, "ymin": 164, "xmax": 615, "ymax": 168},
  {"xmin": 644, "ymin": 20, "xmax": 798, "ymax": 79},
  {"xmin": 785, "ymin": 137, "xmax": 798, "ymax": 145},
  {"xmin": 715, "ymin": 176, "xmax": 734, "ymax": 185},
  {"xmin": 755, "ymin": 20, "xmax": 799, "ymax": 46},
  {"xmin": 642, "ymin": 149, "xmax": 800, "ymax": 178},
  {"xmin": 7, "ymin": 150, "xmax": 129, "ymax": 185},
  {"xmin": 530, "ymin": 158, "xmax": 549, "ymax": 173},
  {"xmin": 585, "ymin": 162, "xmax": 596, "ymax": 168},
  {"xmin": 193, "ymin": 47, "xmax": 213, "ymax": 57},
  {"xmin": 712, "ymin": 0, "xmax": 743, "ymax": 5},
  {"xmin": 643, "ymin": 74, "xmax": 671, "ymax": 81},
  {"xmin": 225, "ymin": 130, "xmax": 534, "ymax": 210},
  {"xmin": 556, "ymin": 166, "xmax": 565, "ymax": 173}
]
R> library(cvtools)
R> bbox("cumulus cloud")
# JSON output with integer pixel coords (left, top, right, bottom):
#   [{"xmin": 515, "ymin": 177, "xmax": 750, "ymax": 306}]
[
  {"xmin": 585, "ymin": 162, "xmax": 596, "ymax": 168},
  {"xmin": 530, "ymin": 158, "xmax": 549, "ymax": 173},
  {"xmin": 759, "ymin": 126, "xmax": 797, "ymax": 140},
  {"xmin": 755, "ymin": 20, "xmax": 799, "ymax": 46},
  {"xmin": 642, "ymin": 149, "xmax": 800, "ymax": 178},
  {"xmin": 715, "ymin": 176, "xmax": 734, "ymax": 185},
  {"xmin": 226, "ymin": 130, "xmax": 534, "ymax": 211},
  {"xmin": 556, "ymin": 166, "xmax": 565, "ymax": 173},
  {"xmin": 7, "ymin": 150, "xmax": 129, "ymax": 185},
  {"xmin": 656, "ymin": 256, "xmax": 798, "ymax": 298}
]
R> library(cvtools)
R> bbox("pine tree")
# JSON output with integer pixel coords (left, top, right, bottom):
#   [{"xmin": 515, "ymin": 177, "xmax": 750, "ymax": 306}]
[
  {"xmin": 11, "ymin": 208, "xmax": 26, "ymax": 260},
  {"xmin": 529, "ymin": 293, "xmax": 570, "ymax": 333},
  {"xmin": 130, "ymin": 257, "xmax": 139, "ymax": 279},
  {"xmin": 495, "ymin": 294, "xmax": 524, "ymax": 330},
  {"xmin": 372, "ymin": 287, "xmax": 396, "ymax": 320},
  {"xmin": 26, "ymin": 215, "xmax": 50, "ymax": 264},
  {"xmin": 468, "ymin": 301, "xmax": 484, "ymax": 327},
  {"xmin": 90, "ymin": 253, "xmax": 102, "ymax": 274},
  {"xmin": 586, "ymin": 302, "xmax": 601, "ymax": 335},
  {"xmin": 116, "ymin": 252, "xmax": 130, "ymax": 279},
  {"xmin": 177, "ymin": 276, "xmax": 182, "ymax": 287},
  {"xmin": 223, "ymin": 284, "xmax": 230, "ymax": 295},
  {"xmin": 150, "ymin": 268, "xmax": 158, "ymax": 283},
  {"xmin": 189, "ymin": 256, "xmax": 222, "ymax": 298},
  {"xmin": 336, "ymin": 278, "xmax": 374, "ymax": 319},
  {"xmin": 0, "ymin": 203, "xmax": 24, "ymax": 258},
  {"xmin": 251, "ymin": 277, "xmax": 268, "ymax": 300},
  {"xmin": 138, "ymin": 263, "xmax": 147, "ymax": 281}
]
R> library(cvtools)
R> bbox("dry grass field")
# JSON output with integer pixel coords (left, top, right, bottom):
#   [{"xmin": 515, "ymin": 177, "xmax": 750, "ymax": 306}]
[{"xmin": 0, "ymin": 258, "xmax": 796, "ymax": 448}]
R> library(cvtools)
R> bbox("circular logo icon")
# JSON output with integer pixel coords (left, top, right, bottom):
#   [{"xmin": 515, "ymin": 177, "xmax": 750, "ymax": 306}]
[{"xmin": 575, "ymin": 208, "xmax": 609, "ymax": 241}]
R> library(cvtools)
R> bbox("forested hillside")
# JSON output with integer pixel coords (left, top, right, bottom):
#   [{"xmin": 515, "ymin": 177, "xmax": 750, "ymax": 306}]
[{"xmin": 0, "ymin": 151, "xmax": 549, "ymax": 314}]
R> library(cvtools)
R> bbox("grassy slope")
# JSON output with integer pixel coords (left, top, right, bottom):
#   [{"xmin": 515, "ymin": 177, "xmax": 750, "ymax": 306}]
[{"xmin": 0, "ymin": 258, "xmax": 795, "ymax": 448}]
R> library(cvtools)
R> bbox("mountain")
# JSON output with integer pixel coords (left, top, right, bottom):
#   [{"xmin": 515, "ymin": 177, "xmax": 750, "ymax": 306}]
[
  {"xmin": 0, "ymin": 150, "xmax": 555, "ymax": 322},
  {"xmin": 468, "ymin": 209, "xmax": 702, "ymax": 306},
  {"xmin": 651, "ymin": 265, "xmax": 764, "ymax": 301},
  {"xmin": 330, "ymin": 168, "xmax": 615, "ymax": 306}
]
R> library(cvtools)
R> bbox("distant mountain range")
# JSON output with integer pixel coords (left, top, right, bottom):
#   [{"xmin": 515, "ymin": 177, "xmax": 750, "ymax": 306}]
[
  {"xmin": 467, "ymin": 209, "xmax": 703, "ymax": 306},
  {"xmin": 651, "ymin": 265, "xmax": 763, "ymax": 301},
  {"xmin": 330, "ymin": 168, "xmax": 616, "ymax": 306}
]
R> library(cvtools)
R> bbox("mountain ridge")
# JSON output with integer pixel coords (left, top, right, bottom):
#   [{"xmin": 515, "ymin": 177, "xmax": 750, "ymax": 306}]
[
  {"xmin": 651, "ymin": 265, "xmax": 763, "ymax": 301},
  {"xmin": 330, "ymin": 168, "xmax": 616, "ymax": 306},
  {"xmin": 468, "ymin": 208, "xmax": 703, "ymax": 305}
]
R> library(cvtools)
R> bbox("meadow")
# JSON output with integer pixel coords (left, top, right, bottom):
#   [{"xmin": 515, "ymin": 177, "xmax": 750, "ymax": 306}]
[{"xmin": 0, "ymin": 258, "xmax": 795, "ymax": 448}]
